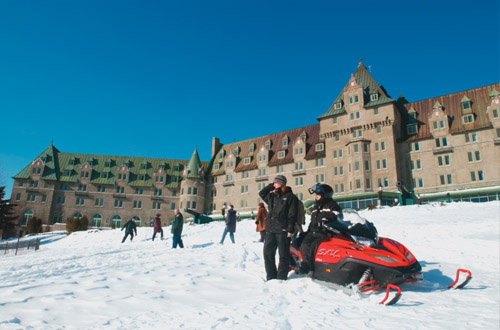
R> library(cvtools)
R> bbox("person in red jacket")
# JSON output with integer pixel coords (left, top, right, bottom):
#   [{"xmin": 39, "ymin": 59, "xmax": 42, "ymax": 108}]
[{"xmin": 152, "ymin": 213, "xmax": 163, "ymax": 241}]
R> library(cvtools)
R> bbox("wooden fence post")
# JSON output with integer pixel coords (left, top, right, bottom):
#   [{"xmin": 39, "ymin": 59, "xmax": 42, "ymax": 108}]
[{"xmin": 15, "ymin": 237, "xmax": 20, "ymax": 256}]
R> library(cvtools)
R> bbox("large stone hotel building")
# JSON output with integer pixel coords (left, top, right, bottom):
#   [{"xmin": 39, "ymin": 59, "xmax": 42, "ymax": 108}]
[{"xmin": 9, "ymin": 61, "xmax": 500, "ymax": 229}]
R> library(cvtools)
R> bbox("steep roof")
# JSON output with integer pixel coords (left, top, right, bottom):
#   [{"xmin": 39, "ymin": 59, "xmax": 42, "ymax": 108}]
[
  {"xmin": 403, "ymin": 83, "xmax": 500, "ymax": 140},
  {"xmin": 317, "ymin": 60, "xmax": 395, "ymax": 120},
  {"xmin": 13, "ymin": 146, "xmax": 209, "ymax": 188},
  {"xmin": 184, "ymin": 148, "xmax": 203, "ymax": 179},
  {"xmin": 209, "ymin": 124, "xmax": 323, "ymax": 176}
]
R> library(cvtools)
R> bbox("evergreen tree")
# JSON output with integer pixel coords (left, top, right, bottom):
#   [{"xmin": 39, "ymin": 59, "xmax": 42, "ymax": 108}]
[{"xmin": 0, "ymin": 186, "xmax": 17, "ymax": 238}]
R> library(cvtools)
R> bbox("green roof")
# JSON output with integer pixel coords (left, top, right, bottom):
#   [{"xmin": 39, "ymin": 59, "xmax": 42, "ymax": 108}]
[
  {"xmin": 13, "ymin": 145, "xmax": 209, "ymax": 188},
  {"xmin": 317, "ymin": 61, "xmax": 395, "ymax": 120}
]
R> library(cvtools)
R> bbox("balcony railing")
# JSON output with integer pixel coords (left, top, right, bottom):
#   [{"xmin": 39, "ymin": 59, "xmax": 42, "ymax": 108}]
[{"xmin": 432, "ymin": 146, "xmax": 454, "ymax": 155}]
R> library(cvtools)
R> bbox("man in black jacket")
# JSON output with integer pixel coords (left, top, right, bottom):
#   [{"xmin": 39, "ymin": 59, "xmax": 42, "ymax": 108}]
[
  {"xmin": 259, "ymin": 175, "xmax": 299, "ymax": 280},
  {"xmin": 299, "ymin": 184, "xmax": 342, "ymax": 275}
]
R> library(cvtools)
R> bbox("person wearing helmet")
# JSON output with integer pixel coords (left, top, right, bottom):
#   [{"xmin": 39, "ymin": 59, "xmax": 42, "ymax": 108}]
[{"xmin": 298, "ymin": 183, "xmax": 343, "ymax": 275}]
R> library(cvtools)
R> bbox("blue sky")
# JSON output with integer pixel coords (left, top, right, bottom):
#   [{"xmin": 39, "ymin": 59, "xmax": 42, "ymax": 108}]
[{"xmin": 1, "ymin": 0, "xmax": 499, "ymax": 198}]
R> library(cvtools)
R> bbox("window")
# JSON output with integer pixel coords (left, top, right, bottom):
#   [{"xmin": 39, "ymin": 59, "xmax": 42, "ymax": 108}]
[
  {"xmin": 354, "ymin": 161, "xmax": 360, "ymax": 171},
  {"xmin": 15, "ymin": 193, "xmax": 21, "ymax": 201},
  {"xmin": 370, "ymin": 93, "xmax": 378, "ymax": 101},
  {"xmin": 350, "ymin": 111, "xmax": 360, "ymax": 120},
  {"xmin": 381, "ymin": 141, "xmax": 386, "ymax": 151},
  {"xmin": 101, "ymin": 172, "xmax": 108, "ymax": 179},
  {"xmin": 92, "ymin": 214, "xmax": 102, "ymax": 227},
  {"xmin": 470, "ymin": 171, "xmax": 484, "ymax": 182},
  {"xmin": 364, "ymin": 160, "xmax": 370, "ymax": 171},
  {"xmin": 461, "ymin": 100, "xmax": 471, "ymax": 111},
  {"xmin": 332, "ymin": 117, "xmax": 338, "ymax": 124},
  {"xmin": 112, "ymin": 215, "xmax": 122, "ymax": 228},
  {"xmin": 249, "ymin": 145, "xmax": 255, "ymax": 154},
  {"xmin": 278, "ymin": 150, "xmax": 285, "ymax": 159},
  {"xmin": 374, "ymin": 107, "xmax": 379, "ymax": 115},
  {"xmin": 365, "ymin": 178, "xmax": 371, "ymax": 189},
  {"xmin": 438, "ymin": 155, "xmax": 450, "ymax": 166},
  {"xmin": 192, "ymin": 201, "xmax": 197, "ymax": 209},
  {"xmin": 26, "ymin": 193, "xmax": 35, "ymax": 202},
  {"xmin": 75, "ymin": 197, "xmax": 84, "ymax": 206},
  {"xmin": 258, "ymin": 168, "xmax": 266, "ymax": 176},
  {"xmin": 57, "ymin": 196, "xmax": 65, "ymax": 204},
  {"xmin": 295, "ymin": 177, "xmax": 304, "ymax": 186},
  {"xmin": 467, "ymin": 151, "xmax": 481, "ymax": 162},
  {"xmin": 282, "ymin": 139, "xmax": 288, "ymax": 148},
  {"xmin": 315, "ymin": 158, "xmax": 324, "ymax": 167},
  {"xmin": 353, "ymin": 143, "xmax": 359, "ymax": 153},
  {"xmin": 295, "ymin": 162, "xmax": 303, "ymax": 170},
  {"xmin": 352, "ymin": 129, "xmax": 363, "ymax": 138},
  {"xmin": 276, "ymin": 165, "xmax": 284, "ymax": 173},
  {"xmin": 462, "ymin": 114, "xmax": 474, "ymax": 124},
  {"xmin": 493, "ymin": 109, "xmax": 499, "ymax": 118},
  {"xmin": 244, "ymin": 157, "xmax": 251, "ymax": 165},
  {"xmin": 294, "ymin": 146, "xmax": 304, "ymax": 155},
  {"xmin": 465, "ymin": 132, "xmax": 478, "ymax": 143},
  {"xmin": 97, "ymin": 185, "xmax": 106, "ymax": 193},
  {"xmin": 435, "ymin": 137, "xmax": 448, "ymax": 148},
  {"xmin": 154, "ymin": 188, "xmax": 162, "ymax": 196},
  {"xmin": 315, "ymin": 174, "xmax": 325, "ymax": 183},
  {"xmin": 241, "ymin": 185, "xmax": 248, "ymax": 193},
  {"xmin": 171, "ymin": 202, "xmax": 176, "ymax": 210},
  {"xmin": 407, "ymin": 124, "xmax": 417, "ymax": 135},
  {"xmin": 133, "ymin": 201, "xmax": 142, "ymax": 209},
  {"xmin": 23, "ymin": 210, "xmax": 33, "ymax": 225},
  {"xmin": 363, "ymin": 143, "xmax": 369, "ymax": 153},
  {"xmin": 152, "ymin": 201, "xmax": 161, "ymax": 210},
  {"xmin": 315, "ymin": 143, "xmax": 324, "ymax": 152},
  {"xmin": 95, "ymin": 198, "xmax": 104, "ymax": 207},
  {"xmin": 334, "ymin": 103, "xmax": 342, "ymax": 110},
  {"xmin": 114, "ymin": 199, "xmax": 123, "ymax": 208},
  {"xmin": 355, "ymin": 179, "xmax": 361, "ymax": 189},
  {"xmin": 333, "ymin": 132, "xmax": 340, "ymax": 142}
]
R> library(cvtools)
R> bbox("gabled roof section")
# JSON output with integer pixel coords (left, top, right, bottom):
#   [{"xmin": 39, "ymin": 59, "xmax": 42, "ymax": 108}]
[
  {"xmin": 317, "ymin": 60, "xmax": 395, "ymax": 120},
  {"xmin": 14, "ymin": 143, "xmax": 61, "ymax": 180},
  {"xmin": 404, "ymin": 83, "xmax": 500, "ymax": 141}
]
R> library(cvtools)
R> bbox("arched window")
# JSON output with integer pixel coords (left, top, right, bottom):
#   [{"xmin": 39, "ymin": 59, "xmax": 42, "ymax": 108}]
[
  {"xmin": 23, "ymin": 209, "xmax": 33, "ymax": 225},
  {"xmin": 73, "ymin": 212, "xmax": 83, "ymax": 219},
  {"xmin": 92, "ymin": 214, "xmax": 102, "ymax": 227},
  {"xmin": 132, "ymin": 216, "xmax": 141, "ymax": 226},
  {"xmin": 112, "ymin": 215, "xmax": 122, "ymax": 228}
]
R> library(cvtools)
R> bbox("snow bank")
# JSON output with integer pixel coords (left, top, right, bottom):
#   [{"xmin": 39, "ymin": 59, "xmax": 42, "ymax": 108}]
[{"xmin": 0, "ymin": 202, "xmax": 498, "ymax": 329}]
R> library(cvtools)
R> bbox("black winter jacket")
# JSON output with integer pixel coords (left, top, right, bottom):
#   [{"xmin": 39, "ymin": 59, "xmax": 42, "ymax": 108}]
[
  {"xmin": 307, "ymin": 197, "xmax": 342, "ymax": 234},
  {"xmin": 259, "ymin": 183, "xmax": 299, "ymax": 234}
]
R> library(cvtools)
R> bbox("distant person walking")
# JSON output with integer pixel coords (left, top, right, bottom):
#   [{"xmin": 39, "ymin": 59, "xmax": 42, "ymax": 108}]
[
  {"xmin": 121, "ymin": 218, "xmax": 137, "ymax": 243},
  {"xmin": 152, "ymin": 213, "xmax": 163, "ymax": 241},
  {"xmin": 255, "ymin": 202, "xmax": 268, "ymax": 242},
  {"xmin": 171, "ymin": 209, "xmax": 184, "ymax": 248},
  {"xmin": 220, "ymin": 204, "xmax": 237, "ymax": 244}
]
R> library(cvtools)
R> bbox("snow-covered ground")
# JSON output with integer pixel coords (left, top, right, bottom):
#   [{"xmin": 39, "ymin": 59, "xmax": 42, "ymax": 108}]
[{"xmin": 1, "ymin": 202, "xmax": 499, "ymax": 330}]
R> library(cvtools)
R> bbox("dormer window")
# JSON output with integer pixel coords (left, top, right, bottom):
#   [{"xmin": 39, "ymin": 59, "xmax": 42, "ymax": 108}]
[
  {"xmin": 218, "ymin": 150, "xmax": 225, "ymax": 160},
  {"xmin": 407, "ymin": 124, "xmax": 418, "ymax": 135},
  {"xmin": 294, "ymin": 146, "xmax": 304, "ymax": 155},
  {"xmin": 244, "ymin": 157, "xmax": 251, "ymax": 165},
  {"xmin": 233, "ymin": 147, "xmax": 240, "ymax": 157},
  {"xmin": 370, "ymin": 93, "xmax": 379, "ymax": 101},
  {"xmin": 432, "ymin": 120, "xmax": 446, "ymax": 130},
  {"xmin": 461, "ymin": 101, "xmax": 471, "ymax": 111},
  {"xmin": 315, "ymin": 143, "xmax": 324, "ymax": 152},
  {"xmin": 265, "ymin": 141, "xmax": 271, "ymax": 150},
  {"xmin": 282, "ymin": 137, "xmax": 288, "ymax": 148},
  {"xmin": 214, "ymin": 163, "xmax": 220, "ymax": 170},
  {"xmin": 105, "ymin": 161, "xmax": 111, "ymax": 168},
  {"xmin": 334, "ymin": 102, "xmax": 342, "ymax": 110},
  {"xmin": 249, "ymin": 144, "xmax": 255, "ymax": 154},
  {"xmin": 462, "ymin": 114, "xmax": 475, "ymax": 124},
  {"xmin": 278, "ymin": 150, "xmax": 285, "ymax": 159}
]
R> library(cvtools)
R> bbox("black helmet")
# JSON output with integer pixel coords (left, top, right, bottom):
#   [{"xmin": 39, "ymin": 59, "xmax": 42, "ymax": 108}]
[{"xmin": 308, "ymin": 183, "xmax": 333, "ymax": 199}]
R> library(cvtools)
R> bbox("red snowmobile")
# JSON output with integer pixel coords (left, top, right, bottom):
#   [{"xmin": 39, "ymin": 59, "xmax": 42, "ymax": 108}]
[
  {"xmin": 290, "ymin": 208, "xmax": 472, "ymax": 304},
  {"xmin": 290, "ymin": 208, "xmax": 423, "ymax": 304}
]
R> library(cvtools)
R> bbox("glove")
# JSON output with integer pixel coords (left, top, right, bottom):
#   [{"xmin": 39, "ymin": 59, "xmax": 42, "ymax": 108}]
[
  {"xmin": 287, "ymin": 232, "xmax": 294, "ymax": 238},
  {"xmin": 255, "ymin": 221, "xmax": 259, "ymax": 225}
]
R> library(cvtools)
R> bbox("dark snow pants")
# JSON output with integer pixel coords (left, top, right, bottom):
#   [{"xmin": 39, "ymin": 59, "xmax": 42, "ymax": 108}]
[
  {"xmin": 263, "ymin": 232, "xmax": 290, "ymax": 280},
  {"xmin": 152, "ymin": 229, "xmax": 163, "ymax": 241},
  {"xmin": 121, "ymin": 232, "xmax": 134, "ymax": 243},
  {"xmin": 299, "ymin": 232, "xmax": 327, "ymax": 272}
]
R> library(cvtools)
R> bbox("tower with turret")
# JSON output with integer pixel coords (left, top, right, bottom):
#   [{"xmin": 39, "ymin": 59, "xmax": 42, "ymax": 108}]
[{"xmin": 179, "ymin": 148, "xmax": 206, "ymax": 214}]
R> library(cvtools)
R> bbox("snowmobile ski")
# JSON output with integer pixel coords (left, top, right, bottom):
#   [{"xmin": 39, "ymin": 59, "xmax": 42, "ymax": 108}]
[
  {"xmin": 448, "ymin": 269, "xmax": 472, "ymax": 289},
  {"xmin": 379, "ymin": 284, "xmax": 402, "ymax": 305}
]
